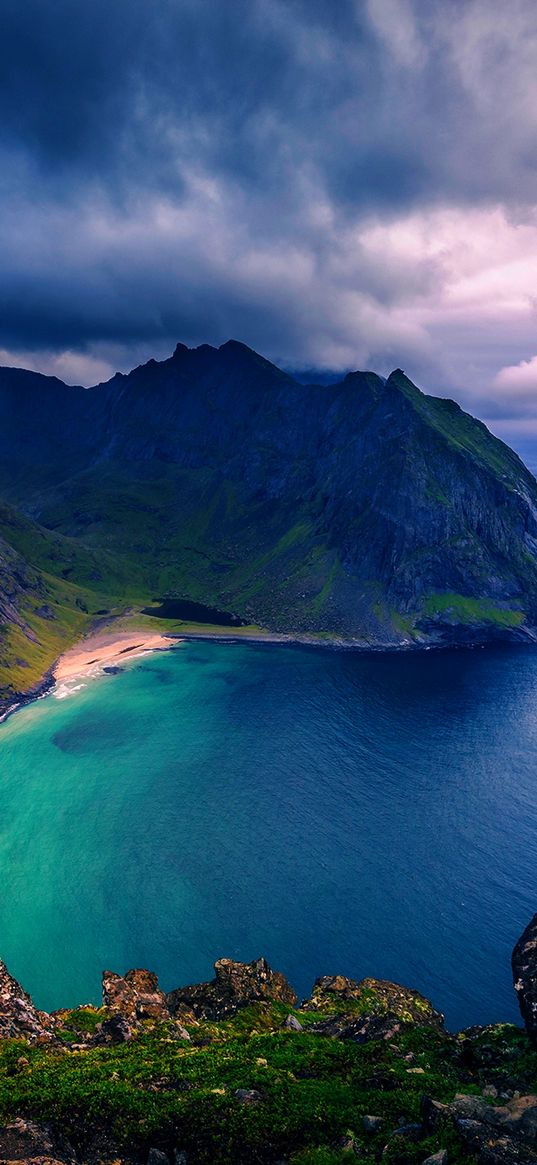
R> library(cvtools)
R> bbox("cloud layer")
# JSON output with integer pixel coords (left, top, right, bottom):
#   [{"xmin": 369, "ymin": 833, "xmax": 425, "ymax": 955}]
[{"xmin": 1, "ymin": 0, "xmax": 537, "ymax": 437}]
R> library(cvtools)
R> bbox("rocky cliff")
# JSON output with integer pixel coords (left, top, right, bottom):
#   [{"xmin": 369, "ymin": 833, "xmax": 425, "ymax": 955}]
[
  {"xmin": 1, "ymin": 921, "xmax": 537, "ymax": 1164},
  {"xmin": 2, "ymin": 340, "xmax": 537, "ymax": 703}
]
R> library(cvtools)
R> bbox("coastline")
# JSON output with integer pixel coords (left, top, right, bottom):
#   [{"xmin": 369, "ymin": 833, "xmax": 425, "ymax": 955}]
[
  {"xmin": 0, "ymin": 626, "xmax": 183, "ymax": 726},
  {"xmin": 2, "ymin": 611, "xmax": 526, "ymax": 727},
  {"xmin": 0, "ymin": 619, "xmax": 397, "ymax": 726}
]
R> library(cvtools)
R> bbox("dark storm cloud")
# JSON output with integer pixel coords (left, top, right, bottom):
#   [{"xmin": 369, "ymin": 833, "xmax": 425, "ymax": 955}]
[{"xmin": 0, "ymin": 0, "xmax": 537, "ymax": 422}]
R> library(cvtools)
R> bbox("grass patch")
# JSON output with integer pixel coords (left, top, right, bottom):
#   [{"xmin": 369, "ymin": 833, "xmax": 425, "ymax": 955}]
[{"xmin": 422, "ymin": 592, "xmax": 525, "ymax": 628}]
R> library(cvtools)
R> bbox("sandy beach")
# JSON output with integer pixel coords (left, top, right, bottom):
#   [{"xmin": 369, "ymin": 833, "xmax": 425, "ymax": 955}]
[{"xmin": 53, "ymin": 629, "xmax": 178, "ymax": 681}]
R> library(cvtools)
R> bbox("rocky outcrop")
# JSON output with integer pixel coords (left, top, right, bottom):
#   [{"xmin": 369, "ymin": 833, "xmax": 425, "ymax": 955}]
[
  {"xmin": 98, "ymin": 967, "xmax": 192, "ymax": 1041},
  {"xmin": 4, "ymin": 928, "xmax": 537, "ymax": 1165},
  {"xmin": 303, "ymin": 974, "xmax": 445, "ymax": 1046},
  {"xmin": 102, "ymin": 968, "xmax": 171, "ymax": 1023},
  {"xmin": 513, "ymin": 915, "xmax": 537, "ymax": 1045},
  {"xmin": 302, "ymin": 973, "xmax": 445, "ymax": 1027},
  {"xmin": 167, "ymin": 956, "xmax": 297, "ymax": 1020},
  {"xmin": 0, "ymin": 961, "xmax": 53, "ymax": 1042}
]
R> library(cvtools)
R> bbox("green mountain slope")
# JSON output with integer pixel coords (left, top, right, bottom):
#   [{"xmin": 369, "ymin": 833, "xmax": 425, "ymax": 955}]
[{"xmin": 2, "ymin": 342, "xmax": 537, "ymax": 706}]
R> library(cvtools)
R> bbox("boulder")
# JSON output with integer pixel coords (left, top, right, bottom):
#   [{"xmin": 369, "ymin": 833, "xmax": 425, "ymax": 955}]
[
  {"xmin": 363, "ymin": 1115, "xmax": 383, "ymax": 1133},
  {"xmin": 147, "ymin": 1151, "xmax": 169, "ymax": 1165},
  {"xmin": 282, "ymin": 1014, "xmax": 303, "ymax": 1031},
  {"xmin": 234, "ymin": 1088, "xmax": 263, "ymax": 1105},
  {"xmin": 452, "ymin": 1094, "xmax": 537, "ymax": 1146},
  {"xmin": 96, "ymin": 1014, "xmax": 134, "ymax": 1043},
  {"xmin": 423, "ymin": 1091, "xmax": 537, "ymax": 1163},
  {"xmin": 420, "ymin": 1097, "xmax": 451, "ymax": 1132},
  {"xmin": 513, "ymin": 916, "xmax": 537, "ymax": 1046},
  {"xmin": 454, "ymin": 1118, "xmax": 537, "ymax": 1163},
  {"xmin": 167, "ymin": 957, "xmax": 297, "ymax": 1021},
  {"xmin": 0, "ymin": 962, "xmax": 53, "ymax": 1042}
]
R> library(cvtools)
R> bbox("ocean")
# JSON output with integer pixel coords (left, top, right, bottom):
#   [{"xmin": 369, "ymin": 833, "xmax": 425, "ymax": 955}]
[{"xmin": 1, "ymin": 639, "xmax": 536, "ymax": 1029}]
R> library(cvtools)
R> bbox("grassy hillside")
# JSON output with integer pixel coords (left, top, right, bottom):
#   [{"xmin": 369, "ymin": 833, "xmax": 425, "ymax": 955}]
[{"xmin": 0, "ymin": 500, "xmax": 154, "ymax": 703}]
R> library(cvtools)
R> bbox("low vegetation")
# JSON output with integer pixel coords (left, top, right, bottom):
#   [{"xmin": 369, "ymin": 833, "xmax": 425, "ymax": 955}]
[{"xmin": 1, "ymin": 1005, "xmax": 535, "ymax": 1164}]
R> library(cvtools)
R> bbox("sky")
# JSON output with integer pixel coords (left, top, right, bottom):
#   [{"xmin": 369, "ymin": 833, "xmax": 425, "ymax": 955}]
[{"xmin": 1, "ymin": 0, "xmax": 537, "ymax": 449}]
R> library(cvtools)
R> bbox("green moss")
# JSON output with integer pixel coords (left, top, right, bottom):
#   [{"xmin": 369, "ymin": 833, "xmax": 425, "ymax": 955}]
[
  {"xmin": 56, "ymin": 1008, "xmax": 108, "ymax": 1041},
  {"xmin": 310, "ymin": 559, "xmax": 340, "ymax": 616},
  {"xmin": 422, "ymin": 592, "xmax": 525, "ymax": 628}
]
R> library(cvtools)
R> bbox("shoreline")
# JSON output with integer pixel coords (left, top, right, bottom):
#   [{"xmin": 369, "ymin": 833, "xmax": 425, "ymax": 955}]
[
  {"xmin": 0, "ymin": 621, "xmax": 404, "ymax": 726},
  {"xmin": 0, "ymin": 627, "xmax": 183, "ymax": 726},
  {"xmin": 1, "ymin": 615, "xmax": 532, "ymax": 727},
  {"xmin": 52, "ymin": 628, "xmax": 180, "ymax": 682}
]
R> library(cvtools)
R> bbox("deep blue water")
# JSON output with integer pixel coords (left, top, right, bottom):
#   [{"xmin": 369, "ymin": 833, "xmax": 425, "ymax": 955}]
[{"xmin": 1, "ymin": 640, "xmax": 537, "ymax": 1030}]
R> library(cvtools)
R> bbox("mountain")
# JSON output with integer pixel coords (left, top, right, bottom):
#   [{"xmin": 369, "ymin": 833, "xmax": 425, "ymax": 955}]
[{"xmin": 2, "ymin": 339, "xmax": 537, "ymax": 705}]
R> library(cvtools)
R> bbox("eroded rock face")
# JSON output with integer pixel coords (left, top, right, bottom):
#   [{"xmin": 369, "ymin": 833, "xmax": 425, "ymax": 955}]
[
  {"xmin": 513, "ymin": 915, "xmax": 537, "ymax": 1046},
  {"xmin": 302, "ymin": 974, "xmax": 444, "ymax": 1029},
  {"xmin": 167, "ymin": 956, "xmax": 297, "ymax": 1020},
  {"xmin": 0, "ymin": 962, "xmax": 52, "ymax": 1042}
]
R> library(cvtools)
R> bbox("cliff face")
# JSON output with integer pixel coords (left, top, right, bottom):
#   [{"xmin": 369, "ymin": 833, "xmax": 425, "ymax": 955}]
[
  {"xmin": 1, "ymin": 922, "xmax": 537, "ymax": 1164},
  {"xmin": 2, "ymin": 340, "xmax": 537, "ymax": 696}
]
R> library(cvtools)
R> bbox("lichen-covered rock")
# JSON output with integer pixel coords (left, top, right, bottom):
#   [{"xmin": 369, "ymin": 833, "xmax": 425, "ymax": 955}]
[
  {"xmin": 167, "ymin": 956, "xmax": 297, "ymax": 1020},
  {"xmin": 0, "ymin": 962, "xmax": 53, "ymax": 1042},
  {"xmin": 302, "ymin": 974, "xmax": 444, "ymax": 1028},
  {"xmin": 422, "ymin": 1091, "xmax": 537, "ymax": 1164},
  {"xmin": 147, "ymin": 1149, "xmax": 170, "ymax": 1165},
  {"xmin": 363, "ymin": 1114, "xmax": 383, "ymax": 1132},
  {"xmin": 282, "ymin": 1014, "xmax": 303, "ymax": 1031},
  {"xmin": 102, "ymin": 968, "xmax": 171, "ymax": 1022},
  {"xmin": 450, "ymin": 1094, "xmax": 537, "ymax": 1145},
  {"xmin": 513, "ymin": 915, "xmax": 537, "ymax": 1046},
  {"xmin": 234, "ymin": 1088, "xmax": 263, "ymax": 1105}
]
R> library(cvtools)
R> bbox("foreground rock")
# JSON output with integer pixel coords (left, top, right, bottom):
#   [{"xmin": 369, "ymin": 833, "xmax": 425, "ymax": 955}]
[
  {"xmin": 0, "ymin": 1117, "xmax": 76, "ymax": 1164},
  {"xmin": 0, "ymin": 961, "xmax": 53, "ymax": 1042},
  {"xmin": 422, "ymin": 1094, "xmax": 537, "ymax": 1164},
  {"xmin": 3, "ymin": 925, "xmax": 537, "ymax": 1164},
  {"xmin": 167, "ymin": 956, "xmax": 297, "ymax": 1020},
  {"xmin": 513, "ymin": 914, "xmax": 537, "ymax": 1046}
]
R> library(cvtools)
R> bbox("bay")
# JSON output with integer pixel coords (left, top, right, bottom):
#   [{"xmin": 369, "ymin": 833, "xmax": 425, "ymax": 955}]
[{"xmin": 1, "ymin": 640, "xmax": 536, "ymax": 1029}]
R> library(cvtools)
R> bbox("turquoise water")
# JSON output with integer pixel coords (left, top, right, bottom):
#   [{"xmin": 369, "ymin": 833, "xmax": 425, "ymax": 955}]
[{"xmin": 1, "ymin": 640, "xmax": 537, "ymax": 1029}]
